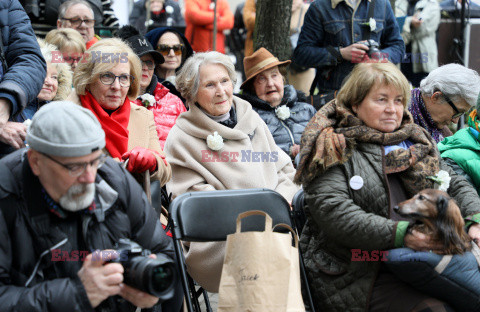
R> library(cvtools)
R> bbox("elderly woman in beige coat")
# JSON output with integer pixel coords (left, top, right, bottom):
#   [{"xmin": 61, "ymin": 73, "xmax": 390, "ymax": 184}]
[
  {"xmin": 164, "ymin": 51, "xmax": 299, "ymax": 292},
  {"xmin": 69, "ymin": 38, "xmax": 171, "ymax": 185}
]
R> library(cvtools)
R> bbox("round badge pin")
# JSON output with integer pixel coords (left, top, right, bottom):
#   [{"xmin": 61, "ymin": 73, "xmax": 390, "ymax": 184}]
[{"xmin": 349, "ymin": 175, "xmax": 364, "ymax": 190}]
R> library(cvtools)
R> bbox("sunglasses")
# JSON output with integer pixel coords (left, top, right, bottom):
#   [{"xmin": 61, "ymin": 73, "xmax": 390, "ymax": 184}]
[
  {"xmin": 436, "ymin": 89, "xmax": 465, "ymax": 119},
  {"xmin": 156, "ymin": 44, "xmax": 183, "ymax": 56}
]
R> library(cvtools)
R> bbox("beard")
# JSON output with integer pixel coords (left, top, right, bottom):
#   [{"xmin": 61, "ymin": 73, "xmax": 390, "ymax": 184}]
[{"xmin": 59, "ymin": 183, "xmax": 95, "ymax": 212}]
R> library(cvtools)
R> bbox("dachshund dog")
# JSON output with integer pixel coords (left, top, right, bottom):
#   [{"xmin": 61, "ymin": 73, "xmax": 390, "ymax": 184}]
[{"xmin": 393, "ymin": 189, "xmax": 471, "ymax": 255}]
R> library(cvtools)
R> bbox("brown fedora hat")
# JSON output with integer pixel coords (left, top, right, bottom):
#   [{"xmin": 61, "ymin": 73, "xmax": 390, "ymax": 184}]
[{"xmin": 241, "ymin": 47, "xmax": 291, "ymax": 89}]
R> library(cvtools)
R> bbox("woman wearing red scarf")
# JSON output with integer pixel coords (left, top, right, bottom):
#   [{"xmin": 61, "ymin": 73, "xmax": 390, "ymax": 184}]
[{"xmin": 68, "ymin": 38, "xmax": 171, "ymax": 186}]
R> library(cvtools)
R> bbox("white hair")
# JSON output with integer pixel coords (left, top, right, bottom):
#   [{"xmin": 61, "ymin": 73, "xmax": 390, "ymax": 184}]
[
  {"xmin": 58, "ymin": 0, "xmax": 94, "ymax": 20},
  {"xmin": 420, "ymin": 63, "xmax": 480, "ymax": 107},
  {"xmin": 176, "ymin": 52, "xmax": 237, "ymax": 106}
]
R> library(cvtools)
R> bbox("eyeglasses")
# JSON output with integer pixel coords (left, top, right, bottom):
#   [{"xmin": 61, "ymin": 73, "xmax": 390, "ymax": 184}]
[
  {"xmin": 141, "ymin": 60, "xmax": 155, "ymax": 70},
  {"xmin": 63, "ymin": 55, "xmax": 82, "ymax": 63},
  {"xmin": 41, "ymin": 152, "xmax": 107, "ymax": 177},
  {"xmin": 156, "ymin": 44, "xmax": 183, "ymax": 56},
  {"xmin": 99, "ymin": 72, "xmax": 134, "ymax": 87},
  {"xmin": 436, "ymin": 90, "xmax": 465, "ymax": 119},
  {"xmin": 61, "ymin": 17, "xmax": 95, "ymax": 28}
]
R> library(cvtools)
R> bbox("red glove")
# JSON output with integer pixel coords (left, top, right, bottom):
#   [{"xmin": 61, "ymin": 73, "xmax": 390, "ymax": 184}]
[{"xmin": 122, "ymin": 147, "xmax": 157, "ymax": 173}]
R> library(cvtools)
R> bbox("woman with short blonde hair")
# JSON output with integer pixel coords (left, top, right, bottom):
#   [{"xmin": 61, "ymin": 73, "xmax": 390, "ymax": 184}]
[
  {"xmin": 336, "ymin": 62, "xmax": 411, "ymax": 110},
  {"xmin": 69, "ymin": 38, "xmax": 170, "ymax": 184},
  {"xmin": 45, "ymin": 28, "xmax": 86, "ymax": 71},
  {"xmin": 73, "ymin": 38, "xmax": 142, "ymax": 100}
]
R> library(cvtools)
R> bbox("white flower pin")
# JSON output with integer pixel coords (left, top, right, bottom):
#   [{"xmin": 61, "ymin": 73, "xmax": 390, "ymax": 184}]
[
  {"xmin": 207, "ymin": 131, "xmax": 224, "ymax": 151},
  {"xmin": 165, "ymin": 5, "xmax": 174, "ymax": 14},
  {"xmin": 139, "ymin": 94, "xmax": 156, "ymax": 107},
  {"xmin": 275, "ymin": 105, "xmax": 291, "ymax": 120},
  {"xmin": 362, "ymin": 18, "xmax": 377, "ymax": 31},
  {"xmin": 427, "ymin": 170, "xmax": 451, "ymax": 192},
  {"xmin": 369, "ymin": 18, "xmax": 376, "ymax": 31}
]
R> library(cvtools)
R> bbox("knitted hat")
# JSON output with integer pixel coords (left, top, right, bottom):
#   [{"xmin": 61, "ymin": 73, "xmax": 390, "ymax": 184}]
[
  {"xmin": 241, "ymin": 47, "xmax": 291, "ymax": 88},
  {"xmin": 27, "ymin": 101, "xmax": 106, "ymax": 157}
]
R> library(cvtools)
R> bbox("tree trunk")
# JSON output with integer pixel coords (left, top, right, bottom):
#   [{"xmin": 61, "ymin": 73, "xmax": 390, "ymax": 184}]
[{"xmin": 253, "ymin": 0, "xmax": 292, "ymax": 61}]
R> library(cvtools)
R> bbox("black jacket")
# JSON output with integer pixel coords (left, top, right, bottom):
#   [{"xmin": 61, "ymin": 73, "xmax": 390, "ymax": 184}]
[
  {"xmin": 0, "ymin": 0, "xmax": 46, "ymax": 116},
  {"xmin": 237, "ymin": 85, "xmax": 316, "ymax": 156},
  {"xmin": 0, "ymin": 149, "xmax": 175, "ymax": 311},
  {"xmin": 21, "ymin": 0, "xmax": 119, "ymax": 27}
]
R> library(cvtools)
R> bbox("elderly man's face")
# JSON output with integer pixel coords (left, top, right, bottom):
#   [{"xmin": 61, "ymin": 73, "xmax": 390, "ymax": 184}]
[
  {"xmin": 28, "ymin": 149, "xmax": 102, "ymax": 210},
  {"xmin": 425, "ymin": 92, "xmax": 470, "ymax": 129},
  {"xmin": 57, "ymin": 3, "xmax": 95, "ymax": 43}
]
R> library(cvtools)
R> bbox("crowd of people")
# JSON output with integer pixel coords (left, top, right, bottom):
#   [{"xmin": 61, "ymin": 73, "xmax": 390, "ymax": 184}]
[{"xmin": 1, "ymin": 0, "xmax": 480, "ymax": 311}]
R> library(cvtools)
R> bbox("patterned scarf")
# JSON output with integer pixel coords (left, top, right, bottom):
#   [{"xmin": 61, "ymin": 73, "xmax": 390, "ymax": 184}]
[
  {"xmin": 409, "ymin": 88, "xmax": 443, "ymax": 143},
  {"xmin": 294, "ymin": 99, "xmax": 440, "ymax": 197}
]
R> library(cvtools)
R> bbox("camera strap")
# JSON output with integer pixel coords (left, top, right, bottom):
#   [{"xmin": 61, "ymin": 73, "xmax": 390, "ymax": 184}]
[{"xmin": 364, "ymin": 0, "xmax": 377, "ymax": 40}]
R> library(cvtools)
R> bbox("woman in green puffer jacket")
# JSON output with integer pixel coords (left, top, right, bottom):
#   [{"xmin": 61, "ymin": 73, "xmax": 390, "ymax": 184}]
[
  {"xmin": 438, "ymin": 93, "xmax": 480, "ymax": 194},
  {"xmin": 294, "ymin": 62, "xmax": 480, "ymax": 312}
]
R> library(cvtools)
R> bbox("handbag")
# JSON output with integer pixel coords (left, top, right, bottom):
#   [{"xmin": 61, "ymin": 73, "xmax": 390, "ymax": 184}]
[{"xmin": 218, "ymin": 210, "xmax": 305, "ymax": 312}]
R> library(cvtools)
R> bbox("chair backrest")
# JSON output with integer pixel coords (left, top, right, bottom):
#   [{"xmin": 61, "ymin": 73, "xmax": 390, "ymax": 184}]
[
  {"xmin": 170, "ymin": 188, "xmax": 293, "ymax": 242},
  {"xmin": 291, "ymin": 189, "xmax": 307, "ymax": 234}
]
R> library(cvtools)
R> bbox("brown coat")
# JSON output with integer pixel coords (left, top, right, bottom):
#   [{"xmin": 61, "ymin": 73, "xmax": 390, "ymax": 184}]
[
  {"xmin": 68, "ymin": 92, "xmax": 171, "ymax": 186},
  {"xmin": 243, "ymin": 0, "xmax": 256, "ymax": 57}
]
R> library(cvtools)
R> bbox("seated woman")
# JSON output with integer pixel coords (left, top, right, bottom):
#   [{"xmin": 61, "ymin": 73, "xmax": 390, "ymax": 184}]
[
  {"xmin": 145, "ymin": 27, "xmax": 194, "ymax": 102},
  {"xmin": 294, "ymin": 62, "xmax": 480, "ymax": 311},
  {"xmin": 438, "ymin": 93, "xmax": 480, "ymax": 194},
  {"xmin": 69, "ymin": 38, "xmax": 171, "ymax": 185},
  {"xmin": 164, "ymin": 51, "xmax": 299, "ymax": 293},
  {"xmin": 45, "ymin": 28, "xmax": 86, "ymax": 72},
  {"xmin": 116, "ymin": 26, "xmax": 186, "ymax": 149},
  {"xmin": 238, "ymin": 47, "xmax": 316, "ymax": 159},
  {"xmin": 0, "ymin": 39, "xmax": 71, "ymax": 157},
  {"xmin": 409, "ymin": 63, "xmax": 480, "ymax": 143}
]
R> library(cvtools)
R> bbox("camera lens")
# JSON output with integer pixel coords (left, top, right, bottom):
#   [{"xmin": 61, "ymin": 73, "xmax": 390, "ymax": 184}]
[
  {"xmin": 152, "ymin": 265, "xmax": 174, "ymax": 293},
  {"xmin": 123, "ymin": 255, "xmax": 176, "ymax": 300}
]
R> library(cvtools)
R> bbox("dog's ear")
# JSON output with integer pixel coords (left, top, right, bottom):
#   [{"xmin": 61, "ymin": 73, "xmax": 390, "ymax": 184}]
[
  {"xmin": 436, "ymin": 196, "xmax": 471, "ymax": 254},
  {"xmin": 436, "ymin": 196, "xmax": 449, "ymax": 220}
]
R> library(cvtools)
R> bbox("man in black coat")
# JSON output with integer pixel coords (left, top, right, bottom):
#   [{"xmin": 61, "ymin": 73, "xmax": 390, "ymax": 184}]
[
  {"xmin": 0, "ymin": 0, "xmax": 46, "ymax": 154},
  {"xmin": 0, "ymin": 101, "xmax": 176, "ymax": 311}
]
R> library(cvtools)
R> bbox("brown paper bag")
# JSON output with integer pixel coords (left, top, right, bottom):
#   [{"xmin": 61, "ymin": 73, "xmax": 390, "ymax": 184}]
[
  {"xmin": 218, "ymin": 210, "xmax": 305, "ymax": 312},
  {"xmin": 272, "ymin": 224, "xmax": 306, "ymax": 312}
]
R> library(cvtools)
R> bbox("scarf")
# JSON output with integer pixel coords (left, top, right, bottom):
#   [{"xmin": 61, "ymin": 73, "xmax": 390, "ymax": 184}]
[
  {"xmin": 294, "ymin": 99, "xmax": 440, "ymax": 196},
  {"xmin": 80, "ymin": 91, "xmax": 130, "ymax": 159},
  {"xmin": 409, "ymin": 88, "xmax": 444, "ymax": 143}
]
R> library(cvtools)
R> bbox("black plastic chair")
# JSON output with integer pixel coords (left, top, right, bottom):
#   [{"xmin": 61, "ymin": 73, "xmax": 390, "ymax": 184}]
[
  {"xmin": 170, "ymin": 188, "xmax": 316, "ymax": 312},
  {"xmin": 291, "ymin": 188, "xmax": 307, "ymax": 234}
]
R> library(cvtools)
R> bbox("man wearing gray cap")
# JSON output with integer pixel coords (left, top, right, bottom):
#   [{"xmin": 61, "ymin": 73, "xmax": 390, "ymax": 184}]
[{"xmin": 0, "ymin": 101, "xmax": 175, "ymax": 311}]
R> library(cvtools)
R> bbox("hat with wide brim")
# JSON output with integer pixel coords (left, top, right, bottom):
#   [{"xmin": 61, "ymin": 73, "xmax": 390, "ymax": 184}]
[
  {"xmin": 125, "ymin": 34, "xmax": 165, "ymax": 65},
  {"xmin": 241, "ymin": 47, "xmax": 291, "ymax": 89}
]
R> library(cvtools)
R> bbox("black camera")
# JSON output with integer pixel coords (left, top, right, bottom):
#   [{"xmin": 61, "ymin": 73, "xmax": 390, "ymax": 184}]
[
  {"xmin": 361, "ymin": 39, "xmax": 381, "ymax": 58},
  {"xmin": 110, "ymin": 238, "xmax": 176, "ymax": 301}
]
